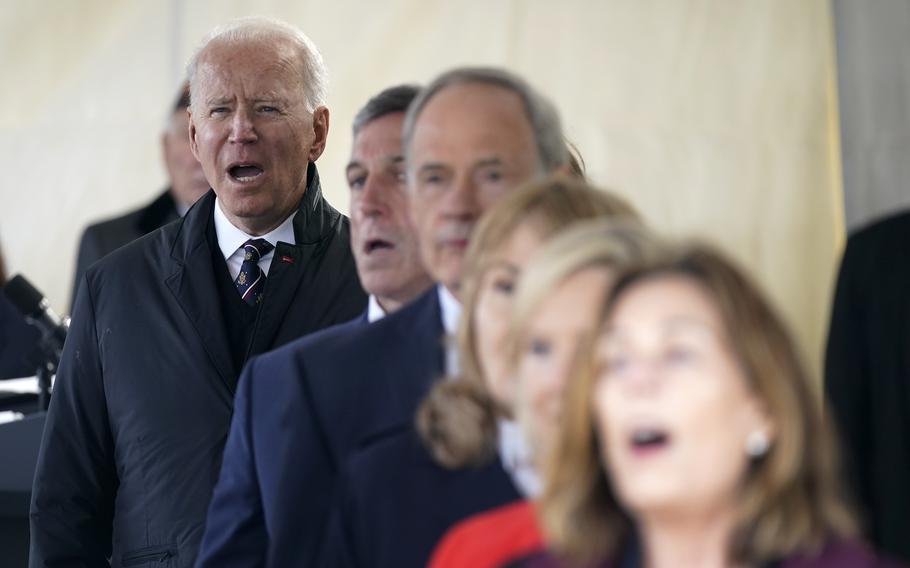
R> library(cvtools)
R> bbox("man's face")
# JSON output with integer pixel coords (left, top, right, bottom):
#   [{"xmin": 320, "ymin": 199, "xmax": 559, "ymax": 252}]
[
  {"xmin": 407, "ymin": 83, "xmax": 542, "ymax": 294},
  {"xmin": 189, "ymin": 39, "xmax": 329, "ymax": 235},
  {"xmin": 347, "ymin": 112, "xmax": 431, "ymax": 309},
  {"xmin": 163, "ymin": 110, "xmax": 210, "ymax": 207}
]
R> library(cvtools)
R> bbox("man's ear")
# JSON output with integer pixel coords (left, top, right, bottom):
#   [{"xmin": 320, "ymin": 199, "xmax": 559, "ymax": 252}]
[
  {"xmin": 307, "ymin": 106, "xmax": 330, "ymax": 162},
  {"xmin": 188, "ymin": 108, "xmax": 200, "ymax": 160}
]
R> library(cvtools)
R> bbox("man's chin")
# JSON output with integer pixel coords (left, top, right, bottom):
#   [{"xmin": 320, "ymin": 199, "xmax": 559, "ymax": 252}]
[{"xmin": 359, "ymin": 270, "xmax": 404, "ymax": 292}]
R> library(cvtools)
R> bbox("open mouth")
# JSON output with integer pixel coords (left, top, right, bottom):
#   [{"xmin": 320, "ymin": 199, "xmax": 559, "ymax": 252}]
[
  {"xmin": 629, "ymin": 427, "xmax": 670, "ymax": 455},
  {"xmin": 365, "ymin": 239, "xmax": 395, "ymax": 254},
  {"xmin": 228, "ymin": 163, "xmax": 264, "ymax": 183}
]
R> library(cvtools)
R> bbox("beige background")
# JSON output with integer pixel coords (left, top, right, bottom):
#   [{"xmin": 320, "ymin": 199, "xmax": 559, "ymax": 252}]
[{"xmin": 0, "ymin": 0, "xmax": 843, "ymax": 380}]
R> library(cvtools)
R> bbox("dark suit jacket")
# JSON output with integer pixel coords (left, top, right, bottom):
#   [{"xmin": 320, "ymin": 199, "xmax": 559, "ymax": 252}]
[
  {"xmin": 825, "ymin": 210, "xmax": 910, "ymax": 563},
  {"xmin": 196, "ymin": 286, "xmax": 445, "ymax": 568},
  {"xmin": 71, "ymin": 189, "xmax": 181, "ymax": 310},
  {"xmin": 29, "ymin": 166, "xmax": 366, "ymax": 568},
  {"xmin": 321, "ymin": 426, "xmax": 523, "ymax": 568}
]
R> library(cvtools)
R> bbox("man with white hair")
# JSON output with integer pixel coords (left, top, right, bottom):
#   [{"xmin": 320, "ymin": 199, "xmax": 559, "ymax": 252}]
[{"xmin": 28, "ymin": 18, "xmax": 365, "ymax": 567}]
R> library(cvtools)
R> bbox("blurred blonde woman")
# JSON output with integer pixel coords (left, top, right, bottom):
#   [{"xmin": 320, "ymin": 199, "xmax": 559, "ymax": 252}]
[
  {"xmin": 318, "ymin": 175, "xmax": 639, "ymax": 568},
  {"xmin": 528, "ymin": 243, "xmax": 903, "ymax": 568},
  {"xmin": 429, "ymin": 220, "xmax": 662, "ymax": 568}
]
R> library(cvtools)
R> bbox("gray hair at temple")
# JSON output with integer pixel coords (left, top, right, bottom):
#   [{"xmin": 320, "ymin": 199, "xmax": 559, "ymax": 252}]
[
  {"xmin": 186, "ymin": 16, "xmax": 328, "ymax": 113},
  {"xmin": 352, "ymin": 84, "xmax": 421, "ymax": 136},
  {"xmin": 402, "ymin": 67, "xmax": 568, "ymax": 173}
]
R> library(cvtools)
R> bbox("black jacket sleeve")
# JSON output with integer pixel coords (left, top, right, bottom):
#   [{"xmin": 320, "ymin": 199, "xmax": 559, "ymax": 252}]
[
  {"xmin": 70, "ymin": 228, "xmax": 102, "ymax": 313},
  {"xmin": 823, "ymin": 236, "xmax": 871, "ymax": 514},
  {"xmin": 30, "ymin": 274, "xmax": 118, "ymax": 567}
]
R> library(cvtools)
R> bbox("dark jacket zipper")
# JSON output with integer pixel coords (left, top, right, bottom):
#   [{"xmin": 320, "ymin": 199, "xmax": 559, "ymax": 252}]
[{"xmin": 121, "ymin": 546, "xmax": 176, "ymax": 566}]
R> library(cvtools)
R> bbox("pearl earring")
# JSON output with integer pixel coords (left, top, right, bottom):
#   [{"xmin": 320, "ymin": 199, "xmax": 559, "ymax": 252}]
[{"xmin": 746, "ymin": 430, "xmax": 770, "ymax": 458}]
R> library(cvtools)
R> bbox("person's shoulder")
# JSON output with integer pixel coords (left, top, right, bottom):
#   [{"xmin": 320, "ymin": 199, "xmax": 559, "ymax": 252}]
[
  {"xmin": 430, "ymin": 500, "xmax": 542, "ymax": 568},
  {"xmin": 782, "ymin": 539, "xmax": 907, "ymax": 568},
  {"xmin": 82, "ymin": 189, "xmax": 176, "ymax": 238},
  {"xmin": 290, "ymin": 286, "xmax": 439, "ymax": 358},
  {"xmin": 448, "ymin": 500, "xmax": 537, "ymax": 539},
  {"xmin": 369, "ymin": 286, "xmax": 440, "ymax": 334},
  {"xmin": 848, "ymin": 209, "xmax": 910, "ymax": 249},
  {"xmin": 82, "ymin": 207, "xmax": 144, "ymax": 237},
  {"xmin": 84, "ymin": 219, "xmax": 178, "ymax": 281},
  {"xmin": 252, "ymin": 313, "xmax": 368, "ymax": 369},
  {"xmin": 837, "ymin": 210, "xmax": 910, "ymax": 281},
  {"xmin": 78, "ymin": 205, "xmax": 148, "ymax": 260}
]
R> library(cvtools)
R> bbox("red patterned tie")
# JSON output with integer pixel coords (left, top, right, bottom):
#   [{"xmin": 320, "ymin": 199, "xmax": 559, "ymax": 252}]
[{"xmin": 234, "ymin": 239, "xmax": 274, "ymax": 306}]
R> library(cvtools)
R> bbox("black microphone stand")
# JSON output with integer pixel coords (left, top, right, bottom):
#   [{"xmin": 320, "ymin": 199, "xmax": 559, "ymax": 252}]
[
  {"xmin": 36, "ymin": 361, "xmax": 54, "ymax": 412},
  {"xmin": 26, "ymin": 317, "xmax": 66, "ymax": 412}
]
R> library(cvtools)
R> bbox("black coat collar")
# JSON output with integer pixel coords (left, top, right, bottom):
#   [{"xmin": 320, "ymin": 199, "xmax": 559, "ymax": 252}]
[
  {"xmin": 169, "ymin": 163, "xmax": 332, "ymax": 265},
  {"xmin": 165, "ymin": 163, "xmax": 336, "ymax": 392}
]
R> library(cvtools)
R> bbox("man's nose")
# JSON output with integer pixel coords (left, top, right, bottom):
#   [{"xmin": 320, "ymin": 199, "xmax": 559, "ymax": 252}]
[
  {"xmin": 622, "ymin": 358, "xmax": 663, "ymax": 396},
  {"xmin": 358, "ymin": 177, "xmax": 389, "ymax": 218},
  {"xmin": 229, "ymin": 108, "xmax": 258, "ymax": 144},
  {"xmin": 441, "ymin": 174, "xmax": 480, "ymax": 220}
]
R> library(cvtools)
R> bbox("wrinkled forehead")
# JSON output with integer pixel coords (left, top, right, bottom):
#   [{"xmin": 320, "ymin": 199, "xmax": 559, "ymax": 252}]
[
  {"xmin": 407, "ymin": 83, "xmax": 539, "ymax": 167},
  {"xmin": 351, "ymin": 113, "xmax": 406, "ymax": 163},
  {"xmin": 194, "ymin": 38, "xmax": 305, "ymax": 97},
  {"xmin": 602, "ymin": 275, "xmax": 728, "ymax": 345}
]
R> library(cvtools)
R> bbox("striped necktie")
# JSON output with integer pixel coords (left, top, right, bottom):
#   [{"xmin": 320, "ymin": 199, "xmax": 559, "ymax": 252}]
[{"xmin": 235, "ymin": 238, "xmax": 274, "ymax": 306}]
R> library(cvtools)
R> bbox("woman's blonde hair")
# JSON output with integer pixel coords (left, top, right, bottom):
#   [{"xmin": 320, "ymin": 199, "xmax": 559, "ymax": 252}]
[
  {"xmin": 538, "ymin": 242, "xmax": 857, "ymax": 566},
  {"xmin": 416, "ymin": 175, "xmax": 639, "ymax": 468},
  {"xmin": 0, "ymin": 242, "xmax": 6, "ymax": 285}
]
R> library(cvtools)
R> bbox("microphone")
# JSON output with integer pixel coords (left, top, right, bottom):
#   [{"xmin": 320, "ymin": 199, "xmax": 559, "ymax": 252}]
[
  {"xmin": 3, "ymin": 274, "xmax": 69, "ymax": 357},
  {"xmin": 2, "ymin": 275, "xmax": 69, "ymax": 410}
]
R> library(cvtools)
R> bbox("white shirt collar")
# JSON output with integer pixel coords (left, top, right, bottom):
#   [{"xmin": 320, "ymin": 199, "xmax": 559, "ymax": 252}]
[
  {"xmin": 213, "ymin": 198, "xmax": 296, "ymax": 259},
  {"xmin": 437, "ymin": 284, "xmax": 463, "ymax": 376},
  {"xmin": 437, "ymin": 284, "xmax": 461, "ymax": 337},
  {"xmin": 498, "ymin": 419, "xmax": 542, "ymax": 498},
  {"xmin": 213, "ymin": 198, "xmax": 296, "ymax": 279},
  {"xmin": 366, "ymin": 295, "xmax": 386, "ymax": 323}
]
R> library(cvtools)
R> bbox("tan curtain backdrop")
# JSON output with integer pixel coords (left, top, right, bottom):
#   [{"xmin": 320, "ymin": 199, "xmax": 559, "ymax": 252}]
[{"xmin": 0, "ymin": 0, "xmax": 843, "ymax": 381}]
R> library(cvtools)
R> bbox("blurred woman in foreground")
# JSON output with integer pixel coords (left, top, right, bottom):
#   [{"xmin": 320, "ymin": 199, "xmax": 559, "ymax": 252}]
[
  {"xmin": 429, "ymin": 220, "xmax": 661, "ymax": 568},
  {"xmin": 528, "ymin": 244, "xmax": 902, "ymax": 568}
]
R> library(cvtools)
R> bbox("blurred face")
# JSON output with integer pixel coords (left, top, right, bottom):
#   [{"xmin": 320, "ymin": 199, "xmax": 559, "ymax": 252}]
[
  {"xmin": 407, "ymin": 83, "xmax": 542, "ymax": 294},
  {"xmin": 189, "ymin": 39, "xmax": 329, "ymax": 235},
  {"xmin": 473, "ymin": 221, "xmax": 545, "ymax": 407},
  {"xmin": 347, "ymin": 112, "xmax": 431, "ymax": 310},
  {"xmin": 162, "ymin": 110, "xmax": 210, "ymax": 207},
  {"xmin": 515, "ymin": 267, "xmax": 614, "ymax": 460},
  {"xmin": 595, "ymin": 276, "xmax": 772, "ymax": 519}
]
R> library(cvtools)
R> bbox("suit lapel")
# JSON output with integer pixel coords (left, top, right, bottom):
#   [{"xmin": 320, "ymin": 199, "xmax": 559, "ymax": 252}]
[
  {"xmin": 246, "ymin": 240, "xmax": 314, "ymax": 357},
  {"xmin": 247, "ymin": 164, "xmax": 330, "ymax": 355},
  {"xmin": 164, "ymin": 193, "xmax": 235, "ymax": 393},
  {"xmin": 399, "ymin": 288, "xmax": 446, "ymax": 405}
]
